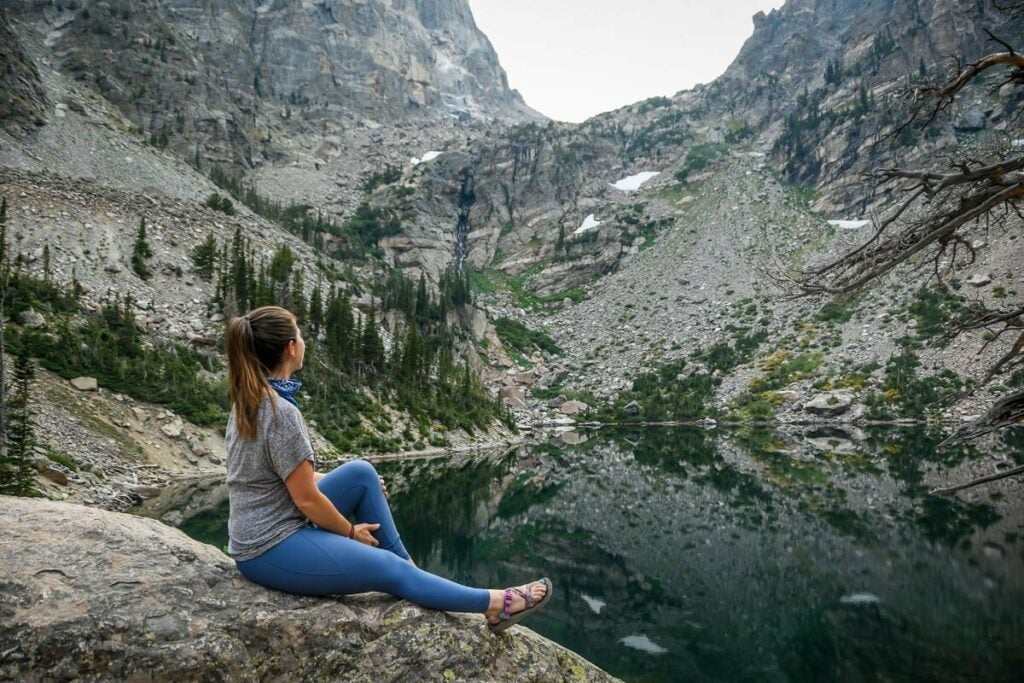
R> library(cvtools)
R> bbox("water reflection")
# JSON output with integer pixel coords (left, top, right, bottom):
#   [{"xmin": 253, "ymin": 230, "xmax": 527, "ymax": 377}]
[{"xmin": 163, "ymin": 427, "xmax": 1024, "ymax": 682}]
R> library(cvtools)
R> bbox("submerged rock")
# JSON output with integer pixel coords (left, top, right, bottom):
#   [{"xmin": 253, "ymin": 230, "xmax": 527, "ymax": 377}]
[{"xmin": 0, "ymin": 496, "xmax": 616, "ymax": 682}]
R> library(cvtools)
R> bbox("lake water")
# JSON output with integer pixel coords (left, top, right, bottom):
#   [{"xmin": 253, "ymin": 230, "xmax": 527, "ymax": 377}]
[{"xmin": 154, "ymin": 426, "xmax": 1024, "ymax": 682}]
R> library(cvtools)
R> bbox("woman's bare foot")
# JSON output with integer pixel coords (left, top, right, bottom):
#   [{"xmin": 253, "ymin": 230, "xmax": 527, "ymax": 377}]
[{"xmin": 485, "ymin": 580, "xmax": 549, "ymax": 624}]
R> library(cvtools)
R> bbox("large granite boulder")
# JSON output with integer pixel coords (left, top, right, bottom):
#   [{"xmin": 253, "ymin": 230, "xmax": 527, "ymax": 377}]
[{"xmin": 0, "ymin": 496, "xmax": 617, "ymax": 682}]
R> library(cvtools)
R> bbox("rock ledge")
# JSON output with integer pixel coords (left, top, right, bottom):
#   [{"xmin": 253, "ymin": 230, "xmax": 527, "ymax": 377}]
[{"xmin": 0, "ymin": 496, "xmax": 616, "ymax": 682}]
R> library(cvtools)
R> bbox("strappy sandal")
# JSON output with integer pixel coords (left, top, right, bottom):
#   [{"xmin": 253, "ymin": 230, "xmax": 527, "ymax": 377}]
[{"xmin": 487, "ymin": 578, "xmax": 553, "ymax": 635}]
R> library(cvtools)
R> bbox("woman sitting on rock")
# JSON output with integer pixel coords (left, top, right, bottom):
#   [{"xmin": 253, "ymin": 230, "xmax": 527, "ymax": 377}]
[{"xmin": 224, "ymin": 305, "xmax": 550, "ymax": 633}]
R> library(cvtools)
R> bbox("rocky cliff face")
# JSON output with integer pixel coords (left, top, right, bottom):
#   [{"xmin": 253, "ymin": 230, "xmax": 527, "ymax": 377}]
[
  {"xmin": 0, "ymin": 496, "xmax": 617, "ymax": 682},
  {"xmin": 0, "ymin": 8, "xmax": 47, "ymax": 134},
  {"xmin": 380, "ymin": 0, "xmax": 1024, "ymax": 287},
  {"xmin": 2, "ymin": 0, "xmax": 542, "ymax": 213}
]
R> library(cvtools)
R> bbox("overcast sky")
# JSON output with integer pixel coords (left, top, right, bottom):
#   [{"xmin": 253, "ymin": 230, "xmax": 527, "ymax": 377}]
[{"xmin": 468, "ymin": 0, "xmax": 786, "ymax": 123}]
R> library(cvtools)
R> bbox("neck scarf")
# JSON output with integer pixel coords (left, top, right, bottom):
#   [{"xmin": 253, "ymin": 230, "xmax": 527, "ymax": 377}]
[{"xmin": 268, "ymin": 378, "xmax": 302, "ymax": 408}]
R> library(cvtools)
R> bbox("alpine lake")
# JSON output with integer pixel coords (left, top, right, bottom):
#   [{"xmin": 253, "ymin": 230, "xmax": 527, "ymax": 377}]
[{"xmin": 132, "ymin": 425, "xmax": 1024, "ymax": 682}]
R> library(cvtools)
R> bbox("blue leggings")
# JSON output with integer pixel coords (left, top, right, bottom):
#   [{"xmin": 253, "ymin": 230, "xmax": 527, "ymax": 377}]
[{"xmin": 236, "ymin": 459, "xmax": 491, "ymax": 613}]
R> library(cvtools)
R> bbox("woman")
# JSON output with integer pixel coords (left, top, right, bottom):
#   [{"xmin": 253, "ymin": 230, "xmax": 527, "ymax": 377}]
[{"xmin": 224, "ymin": 305, "xmax": 550, "ymax": 633}]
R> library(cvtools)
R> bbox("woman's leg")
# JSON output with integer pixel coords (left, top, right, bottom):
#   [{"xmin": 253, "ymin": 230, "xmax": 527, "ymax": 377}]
[
  {"xmin": 237, "ymin": 526, "xmax": 490, "ymax": 613},
  {"xmin": 316, "ymin": 459, "xmax": 410, "ymax": 560}
]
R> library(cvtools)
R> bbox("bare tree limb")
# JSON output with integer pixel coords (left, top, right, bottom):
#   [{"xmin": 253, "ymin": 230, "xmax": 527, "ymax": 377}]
[
  {"xmin": 940, "ymin": 390, "xmax": 1024, "ymax": 446},
  {"xmin": 930, "ymin": 463, "xmax": 1024, "ymax": 495}
]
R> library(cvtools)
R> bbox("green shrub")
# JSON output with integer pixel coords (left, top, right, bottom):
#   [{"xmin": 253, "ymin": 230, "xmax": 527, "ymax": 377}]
[
  {"xmin": 364, "ymin": 166, "xmax": 402, "ymax": 192},
  {"xmin": 204, "ymin": 193, "xmax": 236, "ymax": 215}
]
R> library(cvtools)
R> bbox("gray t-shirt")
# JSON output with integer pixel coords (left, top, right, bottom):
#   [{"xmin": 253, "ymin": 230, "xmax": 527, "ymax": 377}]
[{"xmin": 225, "ymin": 395, "xmax": 316, "ymax": 561}]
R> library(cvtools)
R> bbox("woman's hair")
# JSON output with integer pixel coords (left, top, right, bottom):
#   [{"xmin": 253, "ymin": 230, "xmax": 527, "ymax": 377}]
[{"xmin": 226, "ymin": 305, "xmax": 297, "ymax": 440}]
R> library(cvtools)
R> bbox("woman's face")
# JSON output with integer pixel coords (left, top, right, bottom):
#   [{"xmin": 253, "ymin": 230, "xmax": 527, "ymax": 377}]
[{"xmin": 291, "ymin": 325, "xmax": 305, "ymax": 371}]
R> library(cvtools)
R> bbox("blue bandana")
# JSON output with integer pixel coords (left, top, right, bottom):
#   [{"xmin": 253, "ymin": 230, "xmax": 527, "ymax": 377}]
[{"xmin": 268, "ymin": 378, "xmax": 302, "ymax": 408}]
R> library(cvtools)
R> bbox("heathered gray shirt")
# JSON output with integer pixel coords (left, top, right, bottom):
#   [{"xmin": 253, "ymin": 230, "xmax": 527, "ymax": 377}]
[{"xmin": 225, "ymin": 395, "xmax": 316, "ymax": 561}]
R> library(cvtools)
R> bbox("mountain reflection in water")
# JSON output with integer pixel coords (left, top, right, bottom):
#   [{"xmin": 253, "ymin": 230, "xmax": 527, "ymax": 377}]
[{"xmin": 165, "ymin": 426, "xmax": 1024, "ymax": 682}]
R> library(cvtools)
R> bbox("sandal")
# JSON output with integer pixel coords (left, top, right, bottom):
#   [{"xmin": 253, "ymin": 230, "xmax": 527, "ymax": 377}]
[{"xmin": 487, "ymin": 578, "xmax": 553, "ymax": 634}]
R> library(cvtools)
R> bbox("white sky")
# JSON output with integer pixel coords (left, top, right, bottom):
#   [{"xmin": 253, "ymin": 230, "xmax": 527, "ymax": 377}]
[{"xmin": 468, "ymin": 0, "xmax": 786, "ymax": 123}]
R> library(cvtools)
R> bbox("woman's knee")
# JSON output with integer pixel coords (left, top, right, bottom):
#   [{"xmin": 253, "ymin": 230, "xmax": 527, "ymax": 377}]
[{"xmin": 344, "ymin": 458, "xmax": 379, "ymax": 482}]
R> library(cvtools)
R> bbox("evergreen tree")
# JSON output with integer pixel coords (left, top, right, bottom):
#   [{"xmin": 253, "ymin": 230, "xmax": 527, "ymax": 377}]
[
  {"xmin": 415, "ymin": 273, "xmax": 429, "ymax": 326},
  {"xmin": 361, "ymin": 303, "xmax": 385, "ymax": 373},
  {"xmin": 131, "ymin": 217, "xmax": 153, "ymax": 280},
  {"xmin": 191, "ymin": 233, "xmax": 217, "ymax": 281},
  {"xmin": 308, "ymin": 277, "xmax": 323, "ymax": 333},
  {"xmin": 42, "ymin": 244, "xmax": 50, "ymax": 283},
  {"xmin": 290, "ymin": 268, "xmax": 307, "ymax": 323},
  {"xmin": 269, "ymin": 244, "xmax": 295, "ymax": 284},
  {"xmin": 1, "ymin": 338, "xmax": 37, "ymax": 496},
  {"xmin": 325, "ymin": 286, "xmax": 354, "ymax": 367},
  {"xmin": 230, "ymin": 227, "xmax": 249, "ymax": 310}
]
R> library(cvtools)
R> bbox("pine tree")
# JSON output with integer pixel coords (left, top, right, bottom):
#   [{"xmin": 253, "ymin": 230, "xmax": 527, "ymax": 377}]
[
  {"xmin": 309, "ymin": 277, "xmax": 323, "ymax": 333},
  {"xmin": 361, "ymin": 303, "xmax": 385, "ymax": 373},
  {"xmin": 230, "ymin": 227, "xmax": 249, "ymax": 310},
  {"xmin": 290, "ymin": 268, "xmax": 307, "ymax": 323},
  {"xmin": 2, "ymin": 338, "xmax": 37, "ymax": 496},
  {"xmin": 131, "ymin": 217, "xmax": 153, "ymax": 280},
  {"xmin": 415, "ymin": 273, "xmax": 429, "ymax": 326},
  {"xmin": 191, "ymin": 233, "xmax": 217, "ymax": 281}
]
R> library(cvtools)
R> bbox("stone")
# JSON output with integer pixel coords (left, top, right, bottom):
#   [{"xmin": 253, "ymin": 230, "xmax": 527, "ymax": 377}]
[
  {"xmin": 967, "ymin": 273, "xmax": 992, "ymax": 287},
  {"xmin": 129, "ymin": 485, "xmax": 162, "ymax": 499},
  {"xmin": 69, "ymin": 376, "xmax": 98, "ymax": 392},
  {"xmin": 41, "ymin": 466, "xmax": 68, "ymax": 485},
  {"xmin": 0, "ymin": 497, "xmax": 614, "ymax": 682},
  {"xmin": 104, "ymin": 262, "xmax": 122, "ymax": 273},
  {"xmin": 953, "ymin": 109, "xmax": 986, "ymax": 131},
  {"xmin": 132, "ymin": 407, "xmax": 150, "ymax": 422},
  {"xmin": 17, "ymin": 309, "xmax": 45, "ymax": 328},
  {"xmin": 623, "ymin": 400, "xmax": 642, "ymax": 416},
  {"xmin": 515, "ymin": 371, "xmax": 537, "ymax": 387},
  {"xmin": 559, "ymin": 430, "xmax": 588, "ymax": 445},
  {"xmin": 188, "ymin": 437, "xmax": 209, "ymax": 456},
  {"xmin": 803, "ymin": 392, "xmax": 854, "ymax": 417},
  {"xmin": 161, "ymin": 419, "xmax": 184, "ymax": 438},
  {"xmin": 499, "ymin": 386, "xmax": 526, "ymax": 409},
  {"xmin": 559, "ymin": 400, "xmax": 589, "ymax": 416}
]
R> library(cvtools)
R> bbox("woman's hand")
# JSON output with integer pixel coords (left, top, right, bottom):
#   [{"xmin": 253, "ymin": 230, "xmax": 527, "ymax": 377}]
[
  {"xmin": 352, "ymin": 522, "xmax": 380, "ymax": 547},
  {"xmin": 379, "ymin": 476, "xmax": 389, "ymax": 499}
]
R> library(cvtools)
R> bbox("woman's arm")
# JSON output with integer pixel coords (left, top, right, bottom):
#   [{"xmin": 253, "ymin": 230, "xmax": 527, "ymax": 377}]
[{"xmin": 284, "ymin": 461, "xmax": 379, "ymax": 546}]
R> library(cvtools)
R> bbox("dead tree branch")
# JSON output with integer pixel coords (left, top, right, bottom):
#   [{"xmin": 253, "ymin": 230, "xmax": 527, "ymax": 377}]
[{"xmin": 930, "ymin": 463, "xmax": 1024, "ymax": 495}]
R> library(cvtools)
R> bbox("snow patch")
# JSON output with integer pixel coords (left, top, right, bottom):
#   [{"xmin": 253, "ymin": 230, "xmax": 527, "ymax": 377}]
[
  {"xmin": 410, "ymin": 151, "xmax": 442, "ymax": 166},
  {"xmin": 828, "ymin": 219, "xmax": 871, "ymax": 230},
  {"xmin": 574, "ymin": 214, "xmax": 602, "ymax": 235},
  {"xmin": 1012, "ymin": 139, "xmax": 1024, "ymax": 149},
  {"xmin": 840, "ymin": 592, "xmax": 880, "ymax": 605},
  {"xmin": 581, "ymin": 594, "xmax": 606, "ymax": 614},
  {"xmin": 619, "ymin": 634, "xmax": 668, "ymax": 654},
  {"xmin": 611, "ymin": 171, "xmax": 660, "ymax": 192}
]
